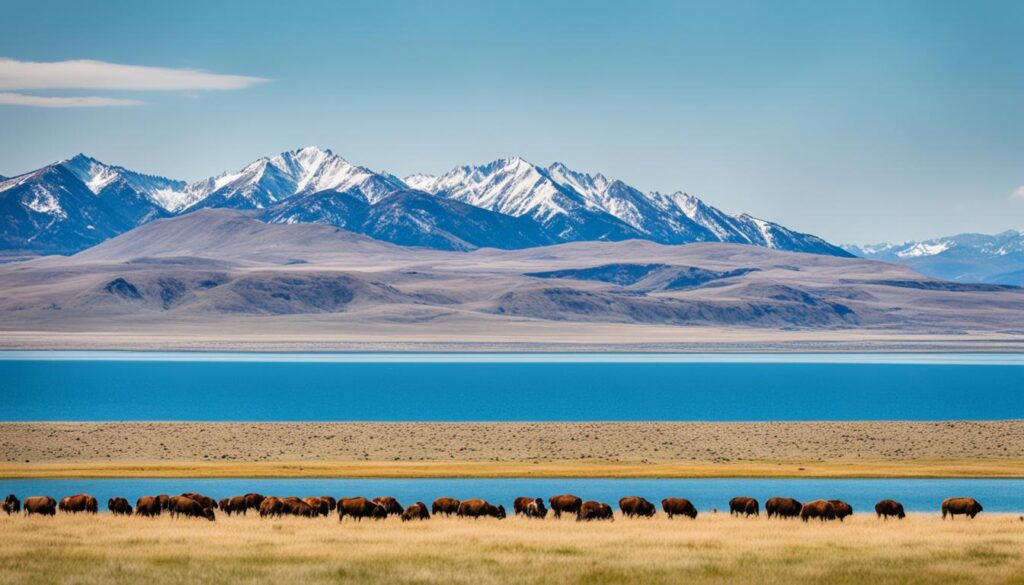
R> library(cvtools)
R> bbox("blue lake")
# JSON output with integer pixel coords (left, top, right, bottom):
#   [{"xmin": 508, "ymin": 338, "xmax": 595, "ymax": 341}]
[
  {"xmin": 1, "ymin": 352, "xmax": 1021, "ymax": 421},
  {"xmin": 1, "ymin": 478, "xmax": 1021, "ymax": 513}
]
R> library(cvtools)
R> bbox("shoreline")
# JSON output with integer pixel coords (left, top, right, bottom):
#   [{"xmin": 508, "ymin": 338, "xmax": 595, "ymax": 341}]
[{"xmin": 3, "ymin": 459, "xmax": 1023, "ymax": 479}]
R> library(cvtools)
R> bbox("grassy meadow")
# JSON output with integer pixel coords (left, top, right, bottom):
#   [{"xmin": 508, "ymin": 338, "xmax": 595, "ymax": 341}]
[{"xmin": 1, "ymin": 513, "xmax": 1022, "ymax": 585}]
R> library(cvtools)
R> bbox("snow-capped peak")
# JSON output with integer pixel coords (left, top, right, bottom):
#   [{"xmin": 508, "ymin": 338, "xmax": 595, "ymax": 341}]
[{"xmin": 896, "ymin": 241, "xmax": 955, "ymax": 258}]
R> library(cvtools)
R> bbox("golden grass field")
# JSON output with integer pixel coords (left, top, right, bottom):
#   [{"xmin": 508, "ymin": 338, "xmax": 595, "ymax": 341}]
[
  {"xmin": 3, "ymin": 458, "xmax": 1024, "ymax": 479},
  {"xmin": 1, "ymin": 513, "xmax": 1022, "ymax": 585}
]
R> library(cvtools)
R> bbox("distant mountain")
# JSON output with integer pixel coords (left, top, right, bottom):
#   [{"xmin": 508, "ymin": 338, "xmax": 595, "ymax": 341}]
[
  {"xmin": 0, "ymin": 162, "xmax": 170, "ymax": 252},
  {"xmin": 845, "ymin": 230, "xmax": 1024, "ymax": 285},
  {"xmin": 263, "ymin": 188, "xmax": 554, "ymax": 250},
  {"xmin": 184, "ymin": 146, "xmax": 407, "ymax": 212},
  {"xmin": 1, "ymin": 147, "xmax": 851, "ymax": 257},
  {"xmin": 408, "ymin": 157, "xmax": 850, "ymax": 256}
]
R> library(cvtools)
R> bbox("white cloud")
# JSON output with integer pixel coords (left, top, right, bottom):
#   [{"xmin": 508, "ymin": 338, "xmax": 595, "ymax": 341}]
[
  {"xmin": 0, "ymin": 92, "xmax": 143, "ymax": 108},
  {"xmin": 1014, "ymin": 186, "xmax": 1024, "ymax": 200},
  {"xmin": 0, "ymin": 57, "xmax": 267, "ymax": 107},
  {"xmin": 0, "ymin": 57, "xmax": 267, "ymax": 91}
]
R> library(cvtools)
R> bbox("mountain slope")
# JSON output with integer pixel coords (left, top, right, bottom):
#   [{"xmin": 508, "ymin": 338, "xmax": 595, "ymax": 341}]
[
  {"xmin": 410, "ymin": 157, "xmax": 852, "ymax": 256},
  {"xmin": 185, "ymin": 147, "xmax": 407, "ymax": 211},
  {"xmin": 263, "ymin": 189, "xmax": 555, "ymax": 250},
  {"xmin": 407, "ymin": 157, "xmax": 644, "ymax": 242},
  {"xmin": 0, "ymin": 165, "xmax": 147, "ymax": 252},
  {"xmin": 846, "ymin": 230, "xmax": 1024, "ymax": 285}
]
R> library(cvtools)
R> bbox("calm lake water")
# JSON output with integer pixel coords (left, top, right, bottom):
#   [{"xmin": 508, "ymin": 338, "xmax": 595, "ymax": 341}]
[
  {"xmin": 1, "ymin": 478, "xmax": 1021, "ymax": 513},
  {"xmin": 1, "ymin": 352, "xmax": 1021, "ymax": 421}
]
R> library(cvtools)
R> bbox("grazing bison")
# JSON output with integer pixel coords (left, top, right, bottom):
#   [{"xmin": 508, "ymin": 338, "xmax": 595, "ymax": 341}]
[
  {"xmin": 662, "ymin": 498, "xmax": 698, "ymax": 519},
  {"xmin": 457, "ymin": 499, "xmax": 506, "ymax": 519},
  {"xmin": 279, "ymin": 497, "xmax": 316, "ymax": 517},
  {"xmin": 303, "ymin": 497, "xmax": 330, "ymax": 517},
  {"xmin": 828, "ymin": 500, "xmax": 853, "ymax": 521},
  {"xmin": 619, "ymin": 496, "xmax": 656, "ymax": 518},
  {"xmin": 766, "ymin": 497, "xmax": 802, "ymax": 519},
  {"xmin": 874, "ymin": 499, "xmax": 906, "ymax": 519},
  {"xmin": 800, "ymin": 500, "xmax": 837, "ymax": 522},
  {"xmin": 156, "ymin": 494, "xmax": 171, "ymax": 510},
  {"xmin": 244, "ymin": 493, "xmax": 265, "ymax": 513},
  {"xmin": 372, "ymin": 496, "xmax": 404, "ymax": 516},
  {"xmin": 228, "ymin": 495, "xmax": 248, "ymax": 515},
  {"xmin": 549, "ymin": 494, "xmax": 583, "ymax": 519},
  {"xmin": 320, "ymin": 496, "xmax": 337, "ymax": 512},
  {"xmin": 402, "ymin": 502, "xmax": 431, "ymax": 521},
  {"xmin": 432, "ymin": 497, "xmax": 461, "ymax": 516},
  {"xmin": 59, "ymin": 494, "xmax": 98, "ymax": 514},
  {"xmin": 180, "ymin": 493, "xmax": 217, "ymax": 510},
  {"xmin": 525, "ymin": 499, "xmax": 547, "ymax": 519},
  {"xmin": 169, "ymin": 495, "xmax": 215, "ymax": 521},
  {"xmin": 136, "ymin": 496, "xmax": 162, "ymax": 517},
  {"xmin": 338, "ymin": 497, "xmax": 386, "ymax": 521},
  {"xmin": 23, "ymin": 496, "xmax": 56, "ymax": 516},
  {"xmin": 729, "ymin": 497, "xmax": 759, "ymax": 517},
  {"xmin": 259, "ymin": 497, "xmax": 284, "ymax": 518},
  {"xmin": 3, "ymin": 494, "xmax": 19, "ymax": 515},
  {"xmin": 577, "ymin": 501, "xmax": 614, "ymax": 521},
  {"xmin": 942, "ymin": 497, "xmax": 983, "ymax": 519},
  {"xmin": 108, "ymin": 497, "xmax": 133, "ymax": 516},
  {"xmin": 514, "ymin": 497, "xmax": 540, "ymax": 516}
]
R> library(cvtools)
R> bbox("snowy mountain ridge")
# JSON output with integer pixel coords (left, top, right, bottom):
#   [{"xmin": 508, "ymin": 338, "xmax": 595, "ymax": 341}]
[{"xmin": 2, "ymin": 147, "xmax": 850, "ymax": 257}]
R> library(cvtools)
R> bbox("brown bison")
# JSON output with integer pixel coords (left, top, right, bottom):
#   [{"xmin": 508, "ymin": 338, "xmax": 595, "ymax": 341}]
[
  {"xmin": 514, "ymin": 497, "xmax": 548, "ymax": 519},
  {"xmin": 800, "ymin": 500, "xmax": 837, "ymax": 522},
  {"xmin": 432, "ymin": 497, "xmax": 461, "ymax": 516},
  {"xmin": 244, "ymin": 493, "xmax": 265, "ymax": 512},
  {"xmin": 59, "ymin": 494, "xmax": 98, "ymax": 514},
  {"xmin": 338, "ymin": 497, "xmax": 387, "ymax": 521},
  {"xmin": 662, "ymin": 498, "xmax": 698, "ymax": 519},
  {"xmin": 136, "ymin": 496, "xmax": 162, "ymax": 517},
  {"xmin": 874, "ymin": 499, "xmax": 905, "ymax": 519},
  {"xmin": 942, "ymin": 497, "xmax": 983, "ymax": 519},
  {"xmin": 180, "ymin": 493, "xmax": 217, "ymax": 510},
  {"xmin": 402, "ymin": 502, "xmax": 431, "ymax": 521},
  {"xmin": 549, "ymin": 494, "xmax": 583, "ymax": 519},
  {"xmin": 259, "ymin": 497, "xmax": 284, "ymax": 518},
  {"xmin": 766, "ymin": 497, "xmax": 802, "ymax": 519},
  {"xmin": 23, "ymin": 496, "xmax": 56, "ymax": 516},
  {"xmin": 372, "ymin": 496, "xmax": 404, "ymax": 516},
  {"xmin": 457, "ymin": 499, "xmax": 506, "ymax": 519},
  {"xmin": 619, "ymin": 496, "xmax": 656, "ymax": 518},
  {"xmin": 169, "ymin": 495, "xmax": 215, "ymax": 521},
  {"xmin": 108, "ymin": 497, "xmax": 133, "ymax": 516},
  {"xmin": 303, "ymin": 497, "xmax": 331, "ymax": 517},
  {"xmin": 577, "ymin": 500, "xmax": 614, "ymax": 521},
  {"xmin": 279, "ymin": 497, "xmax": 316, "ymax": 517},
  {"xmin": 319, "ymin": 496, "xmax": 337, "ymax": 512},
  {"xmin": 156, "ymin": 494, "xmax": 171, "ymax": 510},
  {"xmin": 828, "ymin": 500, "xmax": 853, "ymax": 521},
  {"xmin": 729, "ymin": 496, "xmax": 759, "ymax": 517},
  {"xmin": 227, "ymin": 495, "xmax": 248, "ymax": 515},
  {"xmin": 2, "ymin": 494, "xmax": 19, "ymax": 515}
]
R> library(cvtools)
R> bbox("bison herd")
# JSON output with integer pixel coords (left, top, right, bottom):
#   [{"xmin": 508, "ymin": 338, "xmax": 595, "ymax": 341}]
[{"xmin": 1, "ymin": 492, "xmax": 987, "ymax": 523}]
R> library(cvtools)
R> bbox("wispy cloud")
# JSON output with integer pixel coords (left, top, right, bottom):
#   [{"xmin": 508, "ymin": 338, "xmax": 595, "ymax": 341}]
[
  {"xmin": 0, "ymin": 57, "xmax": 268, "ymax": 107},
  {"xmin": 1014, "ymin": 186, "xmax": 1024, "ymax": 200},
  {"xmin": 0, "ymin": 92, "xmax": 144, "ymax": 108}
]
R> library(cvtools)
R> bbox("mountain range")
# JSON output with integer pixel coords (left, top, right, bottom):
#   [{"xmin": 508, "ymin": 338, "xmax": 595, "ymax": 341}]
[
  {"xmin": 845, "ymin": 230, "xmax": 1024, "ymax": 286},
  {"xmin": 0, "ymin": 147, "xmax": 850, "ymax": 256}
]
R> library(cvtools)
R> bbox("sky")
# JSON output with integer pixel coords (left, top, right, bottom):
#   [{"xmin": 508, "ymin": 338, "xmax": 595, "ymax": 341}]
[{"xmin": 1, "ymin": 0, "xmax": 1022, "ymax": 244}]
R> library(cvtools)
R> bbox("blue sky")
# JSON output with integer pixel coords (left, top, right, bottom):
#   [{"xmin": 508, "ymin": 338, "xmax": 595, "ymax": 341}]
[{"xmin": 1, "ymin": 0, "xmax": 1022, "ymax": 243}]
